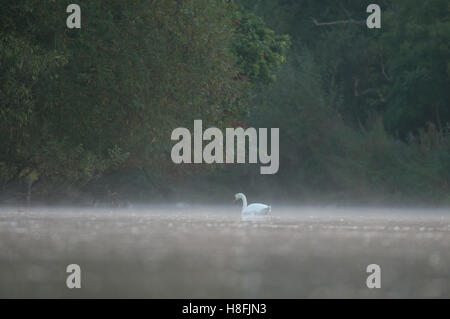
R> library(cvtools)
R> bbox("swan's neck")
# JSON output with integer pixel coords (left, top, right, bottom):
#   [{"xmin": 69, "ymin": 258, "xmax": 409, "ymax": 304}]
[{"xmin": 240, "ymin": 195, "xmax": 248, "ymax": 212}]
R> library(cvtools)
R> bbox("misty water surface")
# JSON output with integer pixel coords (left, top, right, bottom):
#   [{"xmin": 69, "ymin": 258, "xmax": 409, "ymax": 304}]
[{"xmin": 0, "ymin": 205, "xmax": 449, "ymax": 298}]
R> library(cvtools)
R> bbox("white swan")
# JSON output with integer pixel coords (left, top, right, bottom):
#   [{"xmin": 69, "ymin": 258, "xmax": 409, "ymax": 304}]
[{"xmin": 234, "ymin": 193, "xmax": 271, "ymax": 215}]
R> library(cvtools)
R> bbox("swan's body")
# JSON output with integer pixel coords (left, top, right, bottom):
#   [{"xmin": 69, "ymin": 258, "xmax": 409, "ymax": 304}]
[{"xmin": 234, "ymin": 193, "xmax": 271, "ymax": 215}]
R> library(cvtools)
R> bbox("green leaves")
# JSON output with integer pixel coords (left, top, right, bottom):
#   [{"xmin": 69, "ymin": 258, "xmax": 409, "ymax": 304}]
[
  {"xmin": 232, "ymin": 12, "xmax": 290, "ymax": 84},
  {"xmin": 381, "ymin": 0, "xmax": 450, "ymax": 136},
  {"xmin": 0, "ymin": 0, "xmax": 262, "ymax": 183}
]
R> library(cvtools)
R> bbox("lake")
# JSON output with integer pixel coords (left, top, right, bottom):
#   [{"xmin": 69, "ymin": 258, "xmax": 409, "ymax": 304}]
[{"xmin": 0, "ymin": 205, "xmax": 449, "ymax": 298}]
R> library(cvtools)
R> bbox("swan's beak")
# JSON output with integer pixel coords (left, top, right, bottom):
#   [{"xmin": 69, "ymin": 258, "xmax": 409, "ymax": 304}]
[{"xmin": 233, "ymin": 199, "xmax": 237, "ymax": 203}]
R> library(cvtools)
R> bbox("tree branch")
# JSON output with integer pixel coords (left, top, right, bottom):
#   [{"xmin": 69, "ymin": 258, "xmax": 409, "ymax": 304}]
[
  {"xmin": 311, "ymin": 17, "xmax": 365, "ymax": 26},
  {"xmin": 381, "ymin": 61, "xmax": 391, "ymax": 81}
]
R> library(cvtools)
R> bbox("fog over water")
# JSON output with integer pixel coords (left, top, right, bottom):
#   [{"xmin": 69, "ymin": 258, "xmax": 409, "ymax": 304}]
[{"xmin": 1, "ymin": 205, "xmax": 449, "ymax": 298}]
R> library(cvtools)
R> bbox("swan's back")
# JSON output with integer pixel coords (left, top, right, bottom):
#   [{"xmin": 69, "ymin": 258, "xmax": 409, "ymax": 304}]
[{"xmin": 242, "ymin": 203, "xmax": 271, "ymax": 215}]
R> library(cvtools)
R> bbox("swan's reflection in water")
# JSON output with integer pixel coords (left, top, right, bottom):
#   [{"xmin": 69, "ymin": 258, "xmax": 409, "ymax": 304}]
[{"xmin": 0, "ymin": 205, "xmax": 449, "ymax": 298}]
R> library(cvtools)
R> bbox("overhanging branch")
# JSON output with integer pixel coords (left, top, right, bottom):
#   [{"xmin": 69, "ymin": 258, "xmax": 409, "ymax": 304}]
[{"xmin": 311, "ymin": 17, "xmax": 365, "ymax": 26}]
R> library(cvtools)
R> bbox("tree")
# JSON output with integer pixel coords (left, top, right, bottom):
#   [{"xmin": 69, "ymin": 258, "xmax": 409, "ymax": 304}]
[
  {"xmin": 0, "ymin": 0, "xmax": 289, "ymax": 188},
  {"xmin": 381, "ymin": 0, "xmax": 450, "ymax": 136},
  {"xmin": 232, "ymin": 11, "xmax": 290, "ymax": 84}
]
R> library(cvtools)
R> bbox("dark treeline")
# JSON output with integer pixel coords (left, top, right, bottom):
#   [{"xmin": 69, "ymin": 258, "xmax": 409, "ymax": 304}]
[{"xmin": 0, "ymin": 0, "xmax": 449, "ymax": 206}]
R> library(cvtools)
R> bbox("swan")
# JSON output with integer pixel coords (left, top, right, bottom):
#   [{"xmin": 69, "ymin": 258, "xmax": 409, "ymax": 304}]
[{"xmin": 234, "ymin": 193, "xmax": 271, "ymax": 215}]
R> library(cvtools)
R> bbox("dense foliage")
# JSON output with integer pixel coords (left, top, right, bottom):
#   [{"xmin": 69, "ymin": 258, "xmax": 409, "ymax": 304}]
[
  {"xmin": 0, "ymin": 0, "xmax": 449, "ymax": 205},
  {"xmin": 0, "ymin": 1, "xmax": 287, "ymax": 187},
  {"xmin": 239, "ymin": 0, "xmax": 450, "ymax": 204},
  {"xmin": 242, "ymin": 0, "xmax": 449, "ymax": 136}
]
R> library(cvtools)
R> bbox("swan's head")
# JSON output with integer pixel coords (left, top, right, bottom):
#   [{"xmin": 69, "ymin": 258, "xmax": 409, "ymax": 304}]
[{"xmin": 234, "ymin": 193, "xmax": 245, "ymax": 202}]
